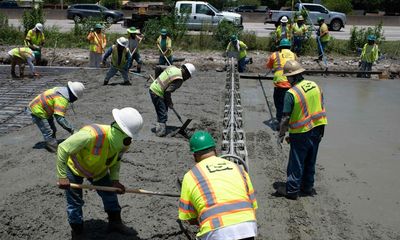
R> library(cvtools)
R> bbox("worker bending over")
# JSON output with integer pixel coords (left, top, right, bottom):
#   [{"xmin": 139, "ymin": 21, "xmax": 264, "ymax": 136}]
[
  {"xmin": 149, "ymin": 63, "xmax": 195, "ymax": 137},
  {"xmin": 7, "ymin": 47, "xmax": 38, "ymax": 78},
  {"xmin": 57, "ymin": 107, "xmax": 143, "ymax": 237},
  {"xmin": 358, "ymin": 35, "xmax": 379, "ymax": 78},
  {"xmin": 179, "ymin": 131, "xmax": 258, "ymax": 240},
  {"xmin": 28, "ymin": 81, "xmax": 85, "ymax": 152},
  {"xmin": 275, "ymin": 60, "xmax": 327, "ymax": 200},
  {"xmin": 102, "ymin": 37, "xmax": 132, "ymax": 85},
  {"xmin": 25, "ymin": 23, "xmax": 45, "ymax": 64}
]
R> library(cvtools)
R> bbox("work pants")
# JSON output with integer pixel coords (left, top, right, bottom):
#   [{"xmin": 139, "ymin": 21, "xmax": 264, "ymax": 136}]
[
  {"xmin": 30, "ymin": 112, "xmax": 57, "ymax": 141},
  {"xmin": 238, "ymin": 57, "xmax": 250, "ymax": 73},
  {"xmin": 104, "ymin": 66, "xmax": 129, "ymax": 83},
  {"xmin": 286, "ymin": 126, "xmax": 324, "ymax": 196},
  {"xmin": 159, "ymin": 55, "xmax": 173, "ymax": 66},
  {"xmin": 317, "ymin": 40, "xmax": 328, "ymax": 59},
  {"xmin": 293, "ymin": 36, "xmax": 304, "ymax": 55},
  {"xmin": 65, "ymin": 167, "xmax": 121, "ymax": 224},
  {"xmin": 10, "ymin": 56, "xmax": 25, "ymax": 76},
  {"xmin": 89, "ymin": 51, "xmax": 102, "ymax": 68},
  {"xmin": 273, "ymin": 87, "xmax": 289, "ymax": 123},
  {"xmin": 359, "ymin": 61, "xmax": 373, "ymax": 78},
  {"xmin": 149, "ymin": 89, "xmax": 168, "ymax": 124}
]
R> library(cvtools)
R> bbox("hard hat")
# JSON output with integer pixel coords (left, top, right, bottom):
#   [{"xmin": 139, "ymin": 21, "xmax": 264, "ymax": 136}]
[
  {"xmin": 67, "ymin": 81, "xmax": 85, "ymax": 99},
  {"xmin": 117, "ymin": 37, "xmax": 128, "ymax": 47},
  {"xmin": 279, "ymin": 38, "xmax": 291, "ymax": 48},
  {"xmin": 35, "ymin": 23, "xmax": 43, "ymax": 32},
  {"xmin": 94, "ymin": 23, "xmax": 103, "ymax": 29},
  {"xmin": 367, "ymin": 35, "xmax": 376, "ymax": 41},
  {"xmin": 112, "ymin": 107, "xmax": 143, "ymax": 138},
  {"xmin": 160, "ymin": 28, "xmax": 167, "ymax": 35},
  {"xmin": 230, "ymin": 34, "xmax": 238, "ymax": 42},
  {"xmin": 297, "ymin": 15, "xmax": 304, "ymax": 21},
  {"xmin": 183, "ymin": 63, "xmax": 195, "ymax": 77},
  {"xmin": 283, "ymin": 60, "xmax": 305, "ymax": 76},
  {"xmin": 189, "ymin": 131, "xmax": 216, "ymax": 153},
  {"xmin": 127, "ymin": 27, "xmax": 140, "ymax": 34},
  {"xmin": 33, "ymin": 50, "xmax": 41, "ymax": 59},
  {"xmin": 280, "ymin": 16, "xmax": 288, "ymax": 23},
  {"xmin": 317, "ymin": 17, "xmax": 324, "ymax": 22}
]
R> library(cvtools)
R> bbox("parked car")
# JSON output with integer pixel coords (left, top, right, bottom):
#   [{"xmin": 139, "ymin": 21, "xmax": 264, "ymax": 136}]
[
  {"xmin": 0, "ymin": 0, "xmax": 19, "ymax": 8},
  {"xmin": 67, "ymin": 4, "xmax": 124, "ymax": 24},
  {"xmin": 235, "ymin": 5, "xmax": 257, "ymax": 12},
  {"xmin": 264, "ymin": 3, "xmax": 346, "ymax": 31}
]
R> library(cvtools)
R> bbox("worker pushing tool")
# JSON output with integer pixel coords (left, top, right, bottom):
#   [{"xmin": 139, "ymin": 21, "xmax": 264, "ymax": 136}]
[
  {"xmin": 266, "ymin": 39, "xmax": 297, "ymax": 129},
  {"xmin": 102, "ymin": 37, "xmax": 132, "ymax": 86},
  {"xmin": 149, "ymin": 63, "xmax": 195, "ymax": 137},
  {"xmin": 178, "ymin": 131, "xmax": 258, "ymax": 240},
  {"xmin": 157, "ymin": 28, "xmax": 173, "ymax": 65},
  {"xmin": 24, "ymin": 23, "xmax": 45, "ymax": 64},
  {"xmin": 358, "ymin": 35, "xmax": 379, "ymax": 78},
  {"xmin": 87, "ymin": 23, "xmax": 107, "ymax": 68},
  {"xmin": 316, "ymin": 17, "xmax": 330, "ymax": 61},
  {"xmin": 27, "ymin": 81, "xmax": 85, "ymax": 152},
  {"xmin": 56, "ymin": 107, "xmax": 143, "ymax": 238},
  {"xmin": 7, "ymin": 47, "xmax": 38, "ymax": 78},
  {"xmin": 274, "ymin": 60, "xmax": 328, "ymax": 200},
  {"xmin": 226, "ymin": 35, "xmax": 252, "ymax": 73},
  {"xmin": 127, "ymin": 27, "xmax": 144, "ymax": 73}
]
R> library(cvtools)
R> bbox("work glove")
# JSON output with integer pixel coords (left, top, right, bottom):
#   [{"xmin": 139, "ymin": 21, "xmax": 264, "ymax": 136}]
[
  {"xmin": 69, "ymin": 129, "xmax": 75, "ymax": 135},
  {"xmin": 112, "ymin": 180, "xmax": 126, "ymax": 194},
  {"xmin": 57, "ymin": 178, "xmax": 70, "ymax": 189}
]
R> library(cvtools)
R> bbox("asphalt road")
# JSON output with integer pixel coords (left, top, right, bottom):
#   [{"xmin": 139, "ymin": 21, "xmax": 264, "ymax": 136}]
[{"xmin": 8, "ymin": 19, "xmax": 400, "ymax": 40}]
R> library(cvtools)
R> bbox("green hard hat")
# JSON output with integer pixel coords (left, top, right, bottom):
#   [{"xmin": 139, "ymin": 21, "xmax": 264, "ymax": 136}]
[
  {"xmin": 160, "ymin": 28, "xmax": 167, "ymax": 35},
  {"xmin": 367, "ymin": 35, "xmax": 376, "ymax": 41},
  {"xmin": 127, "ymin": 27, "xmax": 138, "ymax": 34},
  {"xmin": 189, "ymin": 131, "xmax": 216, "ymax": 153},
  {"xmin": 33, "ymin": 50, "xmax": 41, "ymax": 58},
  {"xmin": 279, "ymin": 38, "xmax": 291, "ymax": 47},
  {"xmin": 94, "ymin": 23, "xmax": 103, "ymax": 29},
  {"xmin": 317, "ymin": 16, "xmax": 324, "ymax": 22},
  {"xmin": 230, "ymin": 34, "xmax": 238, "ymax": 42}
]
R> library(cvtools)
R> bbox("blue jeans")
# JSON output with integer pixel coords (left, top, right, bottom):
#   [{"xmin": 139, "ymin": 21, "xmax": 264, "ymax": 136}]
[
  {"xmin": 273, "ymin": 87, "xmax": 289, "ymax": 123},
  {"xmin": 159, "ymin": 55, "xmax": 173, "ymax": 65},
  {"xmin": 317, "ymin": 40, "xmax": 328, "ymax": 59},
  {"xmin": 359, "ymin": 61, "xmax": 373, "ymax": 78},
  {"xmin": 286, "ymin": 126, "xmax": 324, "ymax": 195},
  {"xmin": 293, "ymin": 36, "xmax": 304, "ymax": 55},
  {"xmin": 238, "ymin": 57, "xmax": 250, "ymax": 73},
  {"xmin": 149, "ymin": 89, "xmax": 168, "ymax": 123},
  {"xmin": 104, "ymin": 66, "xmax": 129, "ymax": 82},
  {"xmin": 30, "ymin": 112, "xmax": 57, "ymax": 141},
  {"xmin": 65, "ymin": 168, "xmax": 121, "ymax": 224}
]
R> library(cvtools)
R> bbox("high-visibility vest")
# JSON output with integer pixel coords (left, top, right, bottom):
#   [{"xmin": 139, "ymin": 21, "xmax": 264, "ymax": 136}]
[
  {"xmin": 111, "ymin": 45, "xmax": 128, "ymax": 70},
  {"xmin": 29, "ymin": 87, "xmax": 69, "ymax": 119},
  {"xmin": 319, "ymin": 23, "xmax": 330, "ymax": 42},
  {"xmin": 292, "ymin": 23, "xmax": 307, "ymax": 37},
  {"xmin": 25, "ymin": 29, "xmax": 45, "ymax": 46},
  {"xmin": 361, "ymin": 43, "xmax": 379, "ymax": 63},
  {"xmin": 276, "ymin": 25, "xmax": 292, "ymax": 40},
  {"xmin": 287, "ymin": 80, "xmax": 328, "ymax": 134},
  {"xmin": 270, "ymin": 49, "xmax": 296, "ymax": 88},
  {"xmin": 157, "ymin": 36, "xmax": 173, "ymax": 57},
  {"xmin": 67, "ymin": 124, "xmax": 121, "ymax": 181},
  {"xmin": 226, "ymin": 40, "xmax": 248, "ymax": 60},
  {"xmin": 149, "ymin": 66, "xmax": 182, "ymax": 97},
  {"xmin": 87, "ymin": 32, "xmax": 106, "ymax": 53},
  {"xmin": 178, "ymin": 156, "xmax": 257, "ymax": 237},
  {"xmin": 9, "ymin": 47, "xmax": 34, "ymax": 61}
]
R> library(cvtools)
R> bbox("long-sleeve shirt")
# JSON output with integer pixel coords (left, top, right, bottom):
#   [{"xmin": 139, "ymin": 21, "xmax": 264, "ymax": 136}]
[
  {"xmin": 102, "ymin": 46, "xmax": 132, "ymax": 69},
  {"xmin": 361, "ymin": 43, "xmax": 379, "ymax": 63}
]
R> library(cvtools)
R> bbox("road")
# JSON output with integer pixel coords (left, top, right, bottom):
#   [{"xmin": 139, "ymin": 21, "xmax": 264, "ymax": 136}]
[{"xmin": 8, "ymin": 19, "xmax": 400, "ymax": 40}]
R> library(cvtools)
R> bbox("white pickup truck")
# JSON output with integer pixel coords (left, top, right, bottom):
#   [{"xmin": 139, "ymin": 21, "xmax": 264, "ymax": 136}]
[
  {"xmin": 176, "ymin": 1, "xmax": 243, "ymax": 30},
  {"xmin": 264, "ymin": 3, "xmax": 346, "ymax": 31}
]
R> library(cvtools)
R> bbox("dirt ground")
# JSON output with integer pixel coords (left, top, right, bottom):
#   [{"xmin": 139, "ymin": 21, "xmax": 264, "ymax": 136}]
[{"xmin": 0, "ymin": 49, "xmax": 399, "ymax": 240}]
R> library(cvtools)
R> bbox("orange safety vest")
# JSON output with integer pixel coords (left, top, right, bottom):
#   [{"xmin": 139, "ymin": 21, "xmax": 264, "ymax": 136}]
[
  {"xmin": 268, "ymin": 49, "xmax": 296, "ymax": 88},
  {"xmin": 29, "ymin": 88, "xmax": 69, "ymax": 119}
]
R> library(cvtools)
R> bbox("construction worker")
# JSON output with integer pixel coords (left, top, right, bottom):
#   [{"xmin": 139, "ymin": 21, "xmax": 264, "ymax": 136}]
[
  {"xmin": 316, "ymin": 17, "xmax": 330, "ymax": 61},
  {"xmin": 157, "ymin": 28, "xmax": 173, "ymax": 65},
  {"xmin": 292, "ymin": 15, "xmax": 308, "ymax": 55},
  {"xmin": 275, "ymin": 60, "xmax": 327, "ymax": 200},
  {"xmin": 7, "ymin": 47, "xmax": 38, "ymax": 78},
  {"xmin": 56, "ymin": 107, "xmax": 143, "ymax": 237},
  {"xmin": 25, "ymin": 23, "xmax": 45, "ymax": 64},
  {"xmin": 149, "ymin": 63, "xmax": 195, "ymax": 137},
  {"xmin": 102, "ymin": 37, "xmax": 132, "ymax": 86},
  {"xmin": 179, "ymin": 131, "xmax": 258, "ymax": 240},
  {"xmin": 28, "ymin": 81, "xmax": 85, "ymax": 152},
  {"xmin": 358, "ymin": 35, "xmax": 379, "ymax": 78},
  {"xmin": 226, "ymin": 35, "xmax": 252, "ymax": 73},
  {"xmin": 87, "ymin": 23, "xmax": 107, "ymax": 68},
  {"xmin": 276, "ymin": 16, "xmax": 292, "ymax": 46},
  {"xmin": 266, "ymin": 39, "xmax": 297, "ymax": 128},
  {"xmin": 127, "ymin": 27, "xmax": 144, "ymax": 73}
]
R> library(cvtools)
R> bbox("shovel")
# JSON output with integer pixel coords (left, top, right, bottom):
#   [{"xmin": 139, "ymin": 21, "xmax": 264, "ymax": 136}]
[
  {"xmin": 170, "ymin": 107, "xmax": 192, "ymax": 138},
  {"xmin": 157, "ymin": 44, "xmax": 172, "ymax": 66}
]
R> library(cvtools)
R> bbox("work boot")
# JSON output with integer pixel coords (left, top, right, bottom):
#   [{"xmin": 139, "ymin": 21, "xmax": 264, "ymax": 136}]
[
  {"xmin": 45, "ymin": 138, "xmax": 58, "ymax": 153},
  {"xmin": 249, "ymin": 57, "xmax": 253, "ymax": 64},
  {"xmin": 155, "ymin": 123, "xmax": 166, "ymax": 137},
  {"xmin": 273, "ymin": 185, "xmax": 298, "ymax": 200},
  {"xmin": 11, "ymin": 71, "xmax": 18, "ymax": 79},
  {"xmin": 107, "ymin": 211, "xmax": 135, "ymax": 235},
  {"xmin": 300, "ymin": 188, "xmax": 317, "ymax": 197},
  {"xmin": 103, "ymin": 80, "xmax": 109, "ymax": 86},
  {"xmin": 121, "ymin": 81, "xmax": 132, "ymax": 86},
  {"xmin": 136, "ymin": 66, "xmax": 141, "ymax": 73},
  {"xmin": 70, "ymin": 223, "xmax": 84, "ymax": 240}
]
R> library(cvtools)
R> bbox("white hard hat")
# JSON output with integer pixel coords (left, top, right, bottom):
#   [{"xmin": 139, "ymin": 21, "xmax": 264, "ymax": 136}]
[
  {"xmin": 117, "ymin": 37, "xmax": 128, "ymax": 47},
  {"xmin": 35, "ymin": 23, "xmax": 43, "ymax": 32},
  {"xmin": 183, "ymin": 63, "xmax": 195, "ymax": 77},
  {"xmin": 281, "ymin": 16, "xmax": 288, "ymax": 23},
  {"xmin": 112, "ymin": 107, "xmax": 143, "ymax": 138},
  {"xmin": 67, "ymin": 81, "xmax": 85, "ymax": 99}
]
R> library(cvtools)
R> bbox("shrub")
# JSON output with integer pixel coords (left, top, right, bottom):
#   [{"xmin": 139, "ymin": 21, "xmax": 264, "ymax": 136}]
[
  {"xmin": 213, "ymin": 20, "xmax": 241, "ymax": 49},
  {"xmin": 21, "ymin": 3, "xmax": 46, "ymax": 33},
  {"xmin": 349, "ymin": 23, "xmax": 385, "ymax": 51},
  {"xmin": 322, "ymin": 0, "xmax": 352, "ymax": 14},
  {"xmin": 100, "ymin": 0, "xmax": 122, "ymax": 9}
]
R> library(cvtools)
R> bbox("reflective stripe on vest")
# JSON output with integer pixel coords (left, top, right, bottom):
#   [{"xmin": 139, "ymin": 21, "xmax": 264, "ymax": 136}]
[
  {"xmin": 191, "ymin": 165, "xmax": 217, "ymax": 207},
  {"xmin": 237, "ymin": 165, "xmax": 256, "ymax": 203},
  {"xmin": 30, "ymin": 92, "xmax": 61, "ymax": 116},
  {"xmin": 111, "ymin": 45, "xmax": 127, "ymax": 69},
  {"xmin": 87, "ymin": 124, "xmax": 106, "ymax": 156},
  {"xmin": 199, "ymin": 200, "xmax": 253, "ymax": 224},
  {"xmin": 275, "ymin": 52, "xmax": 283, "ymax": 71},
  {"xmin": 71, "ymin": 155, "xmax": 94, "ymax": 178},
  {"xmin": 179, "ymin": 199, "xmax": 195, "ymax": 213}
]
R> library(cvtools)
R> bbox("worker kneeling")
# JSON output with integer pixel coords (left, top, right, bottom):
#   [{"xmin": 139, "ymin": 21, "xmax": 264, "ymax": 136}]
[
  {"xmin": 179, "ymin": 131, "xmax": 258, "ymax": 240},
  {"xmin": 28, "ymin": 81, "xmax": 85, "ymax": 152},
  {"xmin": 57, "ymin": 107, "xmax": 143, "ymax": 237},
  {"xmin": 149, "ymin": 63, "xmax": 195, "ymax": 137},
  {"xmin": 7, "ymin": 47, "xmax": 39, "ymax": 78}
]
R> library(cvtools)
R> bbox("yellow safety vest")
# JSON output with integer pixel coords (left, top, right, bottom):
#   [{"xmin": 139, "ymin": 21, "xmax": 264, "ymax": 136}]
[
  {"xmin": 157, "ymin": 36, "xmax": 173, "ymax": 57},
  {"xmin": 29, "ymin": 88, "xmax": 69, "ymax": 119},
  {"xmin": 67, "ymin": 124, "xmax": 121, "ymax": 181},
  {"xmin": 87, "ymin": 32, "xmax": 107, "ymax": 53},
  {"xmin": 271, "ymin": 49, "xmax": 296, "ymax": 88},
  {"xmin": 178, "ymin": 156, "xmax": 257, "ymax": 237},
  {"xmin": 10, "ymin": 47, "xmax": 34, "ymax": 61},
  {"xmin": 288, "ymin": 80, "xmax": 328, "ymax": 134},
  {"xmin": 25, "ymin": 29, "xmax": 45, "ymax": 46},
  {"xmin": 319, "ymin": 23, "xmax": 330, "ymax": 42},
  {"xmin": 111, "ymin": 45, "xmax": 128, "ymax": 70},
  {"xmin": 149, "ymin": 66, "xmax": 182, "ymax": 97},
  {"xmin": 361, "ymin": 43, "xmax": 379, "ymax": 63},
  {"xmin": 293, "ymin": 23, "xmax": 307, "ymax": 37},
  {"xmin": 276, "ymin": 25, "xmax": 292, "ymax": 40},
  {"xmin": 226, "ymin": 40, "xmax": 247, "ymax": 60}
]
